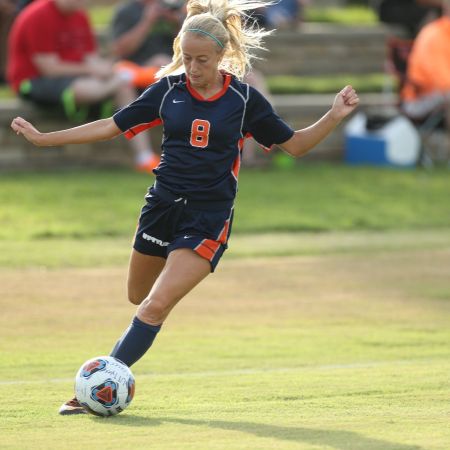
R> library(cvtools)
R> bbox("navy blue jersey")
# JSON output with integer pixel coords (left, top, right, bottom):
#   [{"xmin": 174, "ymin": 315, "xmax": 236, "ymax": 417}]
[{"xmin": 113, "ymin": 73, "xmax": 294, "ymax": 202}]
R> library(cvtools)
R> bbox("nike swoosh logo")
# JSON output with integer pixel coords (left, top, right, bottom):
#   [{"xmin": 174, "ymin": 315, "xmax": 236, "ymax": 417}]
[{"xmin": 173, "ymin": 99, "xmax": 185, "ymax": 104}]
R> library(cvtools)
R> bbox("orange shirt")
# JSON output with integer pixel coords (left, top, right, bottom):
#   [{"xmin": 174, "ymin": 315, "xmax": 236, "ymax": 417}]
[{"xmin": 402, "ymin": 17, "xmax": 450, "ymax": 101}]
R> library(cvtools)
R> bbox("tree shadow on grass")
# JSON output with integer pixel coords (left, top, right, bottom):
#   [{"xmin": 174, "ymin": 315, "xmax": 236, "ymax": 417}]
[{"xmin": 103, "ymin": 415, "xmax": 422, "ymax": 450}]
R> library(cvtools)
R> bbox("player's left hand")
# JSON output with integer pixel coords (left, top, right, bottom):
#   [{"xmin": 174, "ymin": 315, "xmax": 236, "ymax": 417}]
[{"xmin": 331, "ymin": 85, "xmax": 360, "ymax": 121}]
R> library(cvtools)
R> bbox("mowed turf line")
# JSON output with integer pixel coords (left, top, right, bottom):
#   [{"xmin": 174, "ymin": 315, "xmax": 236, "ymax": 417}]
[
  {"xmin": 1, "ymin": 165, "xmax": 450, "ymax": 241},
  {"xmin": 0, "ymin": 234, "xmax": 449, "ymax": 450}
]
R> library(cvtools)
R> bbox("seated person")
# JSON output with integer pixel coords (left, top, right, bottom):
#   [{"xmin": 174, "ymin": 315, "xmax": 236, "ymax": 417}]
[
  {"xmin": 110, "ymin": 0, "xmax": 184, "ymax": 89},
  {"xmin": 400, "ymin": 1, "xmax": 450, "ymax": 124},
  {"xmin": 7, "ymin": 0, "xmax": 159, "ymax": 172}
]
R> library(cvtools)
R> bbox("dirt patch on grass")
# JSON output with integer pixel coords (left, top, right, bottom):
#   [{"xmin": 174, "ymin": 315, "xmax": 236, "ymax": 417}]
[{"xmin": 1, "ymin": 248, "xmax": 449, "ymax": 336}]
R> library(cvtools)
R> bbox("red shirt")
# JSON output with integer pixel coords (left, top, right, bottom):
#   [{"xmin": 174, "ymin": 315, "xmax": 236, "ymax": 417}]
[{"xmin": 7, "ymin": 0, "xmax": 96, "ymax": 91}]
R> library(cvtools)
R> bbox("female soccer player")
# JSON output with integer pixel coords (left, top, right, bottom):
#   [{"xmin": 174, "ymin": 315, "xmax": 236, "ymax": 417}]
[{"xmin": 11, "ymin": 0, "xmax": 359, "ymax": 415}]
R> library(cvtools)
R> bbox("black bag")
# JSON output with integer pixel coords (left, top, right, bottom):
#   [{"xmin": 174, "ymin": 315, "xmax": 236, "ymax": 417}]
[{"xmin": 377, "ymin": 0, "xmax": 442, "ymax": 37}]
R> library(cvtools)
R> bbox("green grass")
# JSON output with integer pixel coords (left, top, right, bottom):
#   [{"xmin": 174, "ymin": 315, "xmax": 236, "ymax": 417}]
[
  {"xmin": 0, "ymin": 166, "xmax": 449, "ymax": 243},
  {"xmin": 1, "ymin": 229, "xmax": 450, "ymax": 269},
  {"xmin": 268, "ymin": 73, "xmax": 392, "ymax": 94},
  {"xmin": 0, "ymin": 164, "xmax": 448, "ymax": 449},
  {"xmin": 88, "ymin": 6, "xmax": 114, "ymax": 29},
  {"xmin": 0, "ymin": 233, "xmax": 449, "ymax": 449},
  {"xmin": 304, "ymin": 6, "xmax": 378, "ymax": 25},
  {"xmin": 0, "ymin": 84, "xmax": 14, "ymax": 99}
]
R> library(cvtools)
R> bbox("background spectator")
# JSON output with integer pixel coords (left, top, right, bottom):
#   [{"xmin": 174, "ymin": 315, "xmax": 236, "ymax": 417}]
[
  {"xmin": 110, "ymin": 0, "xmax": 184, "ymax": 166},
  {"xmin": 111, "ymin": 0, "xmax": 184, "ymax": 85},
  {"xmin": 401, "ymin": 0, "xmax": 450, "ymax": 126},
  {"xmin": 7, "ymin": 0, "xmax": 159, "ymax": 172}
]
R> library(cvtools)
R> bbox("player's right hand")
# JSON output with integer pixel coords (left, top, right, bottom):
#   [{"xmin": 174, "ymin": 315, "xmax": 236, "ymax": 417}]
[{"xmin": 11, "ymin": 117, "xmax": 44, "ymax": 146}]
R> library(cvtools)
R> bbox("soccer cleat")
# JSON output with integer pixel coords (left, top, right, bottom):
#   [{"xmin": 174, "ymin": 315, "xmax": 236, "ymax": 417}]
[
  {"xmin": 58, "ymin": 396, "xmax": 87, "ymax": 415},
  {"xmin": 135, "ymin": 155, "xmax": 160, "ymax": 173}
]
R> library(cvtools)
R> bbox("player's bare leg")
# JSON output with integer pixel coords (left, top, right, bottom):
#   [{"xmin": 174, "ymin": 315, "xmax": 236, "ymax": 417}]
[
  {"xmin": 110, "ymin": 248, "xmax": 210, "ymax": 367},
  {"xmin": 136, "ymin": 248, "xmax": 211, "ymax": 325},
  {"xmin": 59, "ymin": 249, "xmax": 206, "ymax": 415},
  {"xmin": 127, "ymin": 250, "xmax": 166, "ymax": 305}
]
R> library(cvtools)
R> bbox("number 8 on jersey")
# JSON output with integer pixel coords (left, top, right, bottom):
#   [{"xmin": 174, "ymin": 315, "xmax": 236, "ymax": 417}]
[{"xmin": 190, "ymin": 119, "xmax": 211, "ymax": 148}]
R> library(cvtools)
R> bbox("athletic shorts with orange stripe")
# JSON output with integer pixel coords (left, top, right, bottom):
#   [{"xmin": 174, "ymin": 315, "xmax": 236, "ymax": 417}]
[{"xmin": 133, "ymin": 184, "xmax": 233, "ymax": 272}]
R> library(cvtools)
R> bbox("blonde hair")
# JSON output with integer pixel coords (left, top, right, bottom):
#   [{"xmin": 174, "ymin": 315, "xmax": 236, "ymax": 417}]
[{"xmin": 157, "ymin": 0, "xmax": 273, "ymax": 80}]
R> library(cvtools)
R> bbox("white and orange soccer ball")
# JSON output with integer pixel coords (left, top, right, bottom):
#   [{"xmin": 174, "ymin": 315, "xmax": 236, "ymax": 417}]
[{"xmin": 75, "ymin": 356, "xmax": 135, "ymax": 416}]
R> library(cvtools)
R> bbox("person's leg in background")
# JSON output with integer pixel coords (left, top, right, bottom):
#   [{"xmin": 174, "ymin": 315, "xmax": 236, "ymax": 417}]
[
  {"xmin": 72, "ymin": 74, "xmax": 160, "ymax": 172},
  {"xmin": 113, "ymin": 53, "xmax": 174, "ymax": 172}
]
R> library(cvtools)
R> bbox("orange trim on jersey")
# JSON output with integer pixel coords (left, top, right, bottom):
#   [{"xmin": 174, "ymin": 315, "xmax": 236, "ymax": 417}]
[
  {"xmin": 124, "ymin": 118, "xmax": 163, "ymax": 139},
  {"xmin": 232, "ymin": 133, "xmax": 251, "ymax": 181},
  {"xmin": 237, "ymin": 136, "xmax": 244, "ymax": 151},
  {"xmin": 186, "ymin": 73, "xmax": 232, "ymax": 101},
  {"xmin": 195, "ymin": 239, "xmax": 221, "ymax": 261},
  {"xmin": 217, "ymin": 219, "xmax": 230, "ymax": 244},
  {"xmin": 231, "ymin": 153, "xmax": 241, "ymax": 181}
]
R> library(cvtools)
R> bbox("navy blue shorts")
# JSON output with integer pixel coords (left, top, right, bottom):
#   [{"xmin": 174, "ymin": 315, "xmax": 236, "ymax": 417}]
[{"xmin": 133, "ymin": 184, "xmax": 234, "ymax": 272}]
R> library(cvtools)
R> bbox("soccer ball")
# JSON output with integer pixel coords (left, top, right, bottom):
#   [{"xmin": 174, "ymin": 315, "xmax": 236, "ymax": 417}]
[{"xmin": 75, "ymin": 356, "xmax": 135, "ymax": 417}]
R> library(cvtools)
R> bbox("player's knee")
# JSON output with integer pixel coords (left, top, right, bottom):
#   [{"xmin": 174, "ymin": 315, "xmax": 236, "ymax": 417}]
[{"xmin": 137, "ymin": 294, "xmax": 170, "ymax": 324}]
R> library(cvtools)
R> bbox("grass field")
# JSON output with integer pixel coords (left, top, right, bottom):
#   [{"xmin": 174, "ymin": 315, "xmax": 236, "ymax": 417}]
[
  {"xmin": 1, "ymin": 165, "xmax": 449, "ymax": 243},
  {"xmin": 0, "ymin": 167, "xmax": 449, "ymax": 449}
]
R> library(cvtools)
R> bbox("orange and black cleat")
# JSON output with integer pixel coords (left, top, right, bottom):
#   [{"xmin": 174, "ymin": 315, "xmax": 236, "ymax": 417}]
[{"xmin": 58, "ymin": 397, "xmax": 87, "ymax": 415}]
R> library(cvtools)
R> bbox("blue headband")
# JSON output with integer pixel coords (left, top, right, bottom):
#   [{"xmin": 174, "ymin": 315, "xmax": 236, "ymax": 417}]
[{"xmin": 185, "ymin": 28, "xmax": 224, "ymax": 48}]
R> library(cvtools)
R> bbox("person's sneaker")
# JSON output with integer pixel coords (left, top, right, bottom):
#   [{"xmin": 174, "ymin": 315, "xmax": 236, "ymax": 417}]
[
  {"xmin": 58, "ymin": 397, "xmax": 87, "ymax": 415},
  {"xmin": 135, "ymin": 155, "xmax": 160, "ymax": 173}
]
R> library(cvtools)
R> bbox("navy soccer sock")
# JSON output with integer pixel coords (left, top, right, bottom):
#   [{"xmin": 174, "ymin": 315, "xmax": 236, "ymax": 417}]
[{"xmin": 110, "ymin": 316, "xmax": 161, "ymax": 367}]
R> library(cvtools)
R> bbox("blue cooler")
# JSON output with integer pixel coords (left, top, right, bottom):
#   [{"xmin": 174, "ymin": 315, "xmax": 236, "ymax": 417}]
[{"xmin": 344, "ymin": 112, "xmax": 420, "ymax": 167}]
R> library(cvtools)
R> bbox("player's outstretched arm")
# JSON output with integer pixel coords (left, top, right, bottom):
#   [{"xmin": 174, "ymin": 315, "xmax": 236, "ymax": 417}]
[
  {"xmin": 279, "ymin": 85, "xmax": 360, "ymax": 158},
  {"xmin": 10, "ymin": 117, "xmax": 122, "ymax": 147}
]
